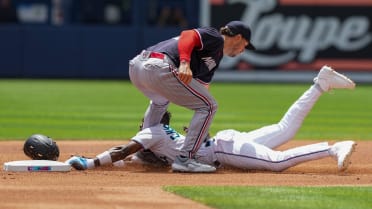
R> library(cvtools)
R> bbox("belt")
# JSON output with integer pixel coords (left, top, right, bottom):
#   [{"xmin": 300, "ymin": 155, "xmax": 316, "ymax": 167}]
[
  {"xmin": 139, "ymin": 50, "xmax": 175, "ymax": 67},
  {"xmin": 140, "ymin": 50, "xmax": 165, "ymax": 60},
  {"xmin": 148, "ymin": 52, "xmax": 165, "ymax": 59}
]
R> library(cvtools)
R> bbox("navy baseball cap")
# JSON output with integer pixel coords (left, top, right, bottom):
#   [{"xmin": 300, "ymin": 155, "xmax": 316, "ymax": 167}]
[{"xmin": 226, "ymin": 21, "xmax": 256, "ymax": 50}]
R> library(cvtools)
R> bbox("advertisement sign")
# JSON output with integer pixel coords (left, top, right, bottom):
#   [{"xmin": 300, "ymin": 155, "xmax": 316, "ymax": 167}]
[{"xmin": 204, "ymin": 0, "xmax": 372, "ymax": 71}]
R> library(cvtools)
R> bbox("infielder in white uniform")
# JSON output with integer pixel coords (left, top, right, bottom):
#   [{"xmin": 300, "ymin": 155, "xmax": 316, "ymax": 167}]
[{"xmin": 66, "ymin": 66, "xmax": 356, "ymax": 172}]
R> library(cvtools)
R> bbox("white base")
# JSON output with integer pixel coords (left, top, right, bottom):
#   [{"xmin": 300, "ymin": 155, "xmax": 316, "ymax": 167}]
[{"xmin": 3, "ymin": 160, "xmax": 71, "ymax": 172}]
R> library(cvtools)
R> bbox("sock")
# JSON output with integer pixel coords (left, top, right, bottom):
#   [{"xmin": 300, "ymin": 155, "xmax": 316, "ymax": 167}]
[{"xmin": 314, "ymin": 83, "xmax": 325, "ymax": 92}]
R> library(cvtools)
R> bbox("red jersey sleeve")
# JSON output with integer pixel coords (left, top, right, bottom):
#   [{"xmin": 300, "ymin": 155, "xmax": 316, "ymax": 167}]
[{"xmin": 178, "ymin": 29, "xmax": 202, "ymax": 62}]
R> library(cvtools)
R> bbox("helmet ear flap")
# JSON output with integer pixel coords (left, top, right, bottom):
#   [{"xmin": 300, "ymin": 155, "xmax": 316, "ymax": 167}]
[{"xmin": 23, "ymin": 134, "xmax": 60, "ymax": 161}]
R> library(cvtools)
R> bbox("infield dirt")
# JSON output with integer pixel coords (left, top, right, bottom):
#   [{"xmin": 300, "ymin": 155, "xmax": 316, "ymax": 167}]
[{"xmin": 1, "ymin": 140, "xmax": 371, "ymax": 209}]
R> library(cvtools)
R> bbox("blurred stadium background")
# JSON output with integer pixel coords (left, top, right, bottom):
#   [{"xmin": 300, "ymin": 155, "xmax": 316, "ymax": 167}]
[{"xmin": 0, "ymin": 0, "xmax": 371, "ymax": 83}]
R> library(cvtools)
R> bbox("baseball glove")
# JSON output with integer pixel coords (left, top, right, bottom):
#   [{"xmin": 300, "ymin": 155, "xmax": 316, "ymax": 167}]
[
  {"xmin": 133, "ymin": 149, "xmax": 168, "ymax": 167},
  {"xmin": 23, "ymin": 134, "xmax": 60, "ymax": 161}
]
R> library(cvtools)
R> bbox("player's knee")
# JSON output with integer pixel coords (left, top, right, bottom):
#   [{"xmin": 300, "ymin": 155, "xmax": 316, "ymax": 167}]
[
  {"xmin": 204, "ymin": 103, "xmax": 218, "ymax": 116},
  {"xmin": 195, "ymin": 100, "xmax": 218, "ymax": 115},
  {"xmin": 209, "ymin": 101, "xmax": 218, "ymax": 114},
  {"xmin": 212, "ymin": 105, "xmax": 218, "ymax": 114}
]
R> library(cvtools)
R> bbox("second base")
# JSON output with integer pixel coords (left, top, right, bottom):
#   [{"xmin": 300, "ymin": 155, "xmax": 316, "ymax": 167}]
[{"xmin": 3, "ymin": 160, "xmax": 71, "ymax": 172}]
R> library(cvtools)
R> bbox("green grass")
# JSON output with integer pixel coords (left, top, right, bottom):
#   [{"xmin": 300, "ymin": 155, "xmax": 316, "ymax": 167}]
[
  {"xmin": 0, "ymin": 79, "xmax": 371, "ymax": 140},
  {"xmin": 0, "ymin": 80, "xmax": 132, "ymax": 139},
  {"xmin": 164, "ymin": 186, "xmax": 372, "ymax": 209}
]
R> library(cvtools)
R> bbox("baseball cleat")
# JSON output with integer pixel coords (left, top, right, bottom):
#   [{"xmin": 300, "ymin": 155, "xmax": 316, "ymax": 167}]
[
  {"xmin": 65, "ymin": 156, "xmax": 88, "ymax": 170},
  {"xmin": 329, "ymin": 140, "xmax": 357, "ymax": 171},
  {"xmin": 171, "ymin": 156, "xmax": 216, "ymax": 173},
  {"xmin": 314, "ymin": 66, "xmax": 355, "ymax": 92}
]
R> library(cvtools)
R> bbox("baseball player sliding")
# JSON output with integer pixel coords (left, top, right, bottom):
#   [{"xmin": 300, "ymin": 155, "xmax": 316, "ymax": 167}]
[{"xmin": 66, "ymin": 66, "xmax": 356, "ymax": 172}]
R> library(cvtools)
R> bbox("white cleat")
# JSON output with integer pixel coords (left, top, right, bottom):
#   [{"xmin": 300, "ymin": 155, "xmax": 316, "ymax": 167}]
[
  {"xmin": 172, "ymin": 156, "xmax": 216, "ymax": 173},
  {"xmin": 329, "ymin": 140, "xmax": 357, "ymax": 171},
  {"xmin": 314, "ymin": 66, "xmax": 355, "ymax": 92}
]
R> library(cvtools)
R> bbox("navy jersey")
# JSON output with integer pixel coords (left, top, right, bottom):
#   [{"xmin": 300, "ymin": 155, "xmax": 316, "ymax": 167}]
[{"xmin": 146, "ymin": 27, "xmax": 224, "ymax": 83}]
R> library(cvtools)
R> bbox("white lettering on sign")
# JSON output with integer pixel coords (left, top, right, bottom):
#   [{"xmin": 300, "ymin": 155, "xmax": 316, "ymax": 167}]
[{"xmin": 220, "ymin": 0, "xmax": 372, "ymax": 68}]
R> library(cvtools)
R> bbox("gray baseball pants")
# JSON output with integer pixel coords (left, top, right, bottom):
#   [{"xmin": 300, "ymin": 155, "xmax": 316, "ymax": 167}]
[{"xmin": 129, "ymin": 51, "xmax": 218, "ymax": 158}]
